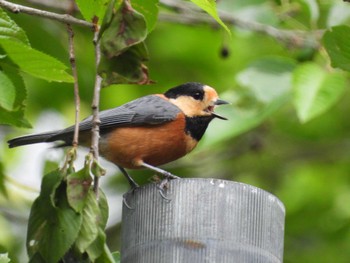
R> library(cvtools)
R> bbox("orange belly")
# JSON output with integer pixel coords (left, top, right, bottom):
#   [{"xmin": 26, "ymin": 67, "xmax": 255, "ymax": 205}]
[{"xmin": 99, "ymin": 115, "xmax": 197, "ymax": 169}]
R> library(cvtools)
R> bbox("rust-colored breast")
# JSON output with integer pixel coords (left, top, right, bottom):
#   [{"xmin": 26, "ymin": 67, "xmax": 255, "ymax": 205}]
[{"xmin": 99, "ymin": 113, "xmax": 198, "ymax": 169}]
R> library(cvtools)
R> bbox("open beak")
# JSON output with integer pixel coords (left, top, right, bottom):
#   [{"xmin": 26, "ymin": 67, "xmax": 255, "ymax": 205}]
[
  {"xmin": 215, "ymin": 99, "xmax": 229, "ymax": 106},
  {"xmin": 212, "ymin": 99, "xmax": 229, "ymax": 120}
]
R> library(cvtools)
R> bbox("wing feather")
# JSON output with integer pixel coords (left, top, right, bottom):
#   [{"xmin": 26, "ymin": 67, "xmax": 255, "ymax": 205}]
[{"xmin": 51, "ymin": 95, "xmax": 181, "ymax": 141}]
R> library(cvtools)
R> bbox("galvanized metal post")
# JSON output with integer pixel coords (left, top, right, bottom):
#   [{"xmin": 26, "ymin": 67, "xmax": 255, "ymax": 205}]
[{"xmin": 121, "ymin": 178, "xmax": 285, "ymax": 263}]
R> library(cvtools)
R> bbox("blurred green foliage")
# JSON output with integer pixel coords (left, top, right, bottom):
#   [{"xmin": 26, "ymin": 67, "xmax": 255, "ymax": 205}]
[{"xmin": 0, "ymin": 0, "xmax": 350, "ymax": 262}]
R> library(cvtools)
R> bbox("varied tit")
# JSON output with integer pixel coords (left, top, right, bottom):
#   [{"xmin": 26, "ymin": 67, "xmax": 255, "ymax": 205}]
[{"xmin": 8, "ymin": 82, "xmax": 229, "ymax": 187}]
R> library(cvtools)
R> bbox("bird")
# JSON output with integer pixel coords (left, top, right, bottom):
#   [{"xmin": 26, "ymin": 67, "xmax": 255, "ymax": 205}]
[{"xmin": 7, "ymin": 82, "xmax": 228, "ymax": 187}]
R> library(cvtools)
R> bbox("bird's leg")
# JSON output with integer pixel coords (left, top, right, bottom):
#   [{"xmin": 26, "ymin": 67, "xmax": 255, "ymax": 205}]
[
  {"xmin": 116, "ymin": 165, "xmax": 139, "ymax": 188},
  {"xmin": 140, "ymin": 162, "xmax": 179, "ymax": 200},
  {"xmin": 139, "ymin": 162, "xmax": 180, "ymax": 180}
]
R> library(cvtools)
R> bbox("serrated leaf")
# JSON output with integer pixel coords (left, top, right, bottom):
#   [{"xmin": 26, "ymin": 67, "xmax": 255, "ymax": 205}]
[
  {"xmin": 99, "ymin": 0, "xmax": 122, "ymax": 37},
  {"xmin": 27, "ymin": 170, "xmax": 83, "ymax": 262},
  {"xmin": 75, "ymin": 0, "xmax": 110, "ymax": 23},
  {"xmin": 132, "ymin": 0, "xmax": 159, "ymax": 32},
  {"xmin": 236, "ymin": 57, "xmax": 296, "ymax": 103},
  {"xmin": 323, "ymin": 25, "xmax": 350, "ymax": 71},
  {"xmin": 0, "ymin": 71, "xmax": 15, "ymax": 110},
  {"xmin": 86, "ymin": 229, "xmax": 106, "ymax": 261},
  {"xmin": 100, "ymin": 1, "xmax": 147, "ymax": 57},
  {"xmin": 75, "ymin": 191, "xmax": 100, "ymax": 253},
  {"xmin": 0, "ymin": 63, "xmax": 27, "ymax": 109},
  {"xmin": 67, "ymin": 167, "xmax": 92, "ymax": 213},
  {"xmin": 0, "ymin": 63, "xmax": 31, "ymax": 127},
  {"xmin": 293, "ymin": 63, "xmax": 346, "ymax": 123},
  {"xmin": 0, "ymin": 107, "xmax": 31, "ymax": 127},
  {"xmin": 99, "ymin": 43, "xmax": 151, "ymax": 85},
  {"xmin": 0, "ymin": 39, "xmax": 74, "ymax": 82},
  {"xmin": 97, "ymin": 189, "xmax": 109, "ymax": 229},
  {"xmin": 190, "ymin": 0, "xmax": 230, "ymax": 34},
  {"xmin": 0, "ymin": 9, "xmax": 29, "ymax": 44},
  {"xmin": 74, "ymin": 188, "xmax": 108, "ymax": 260}
]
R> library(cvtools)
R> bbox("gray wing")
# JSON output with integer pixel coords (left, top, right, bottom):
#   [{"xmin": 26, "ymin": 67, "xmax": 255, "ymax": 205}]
[{"xmin": 52, "ymin": 95, "xmax": 181, "ymax": 140}]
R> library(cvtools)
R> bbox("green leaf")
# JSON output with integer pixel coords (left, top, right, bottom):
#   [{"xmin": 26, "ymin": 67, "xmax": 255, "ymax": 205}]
[
  {"xmin": 86, "ymin": 229, "xmax": 106, "ymax": 261},
  {"xmin": 0, "ymin": 63, "xmax": 31, "ymax": 128},
  {"xmin": 236, "ymin": 57, "xmax": 296, "ymax": 103},
  {"xmin": 0, "ymin": 162, "xmax": 8, "ymax": 198},
  {"xmin": 100, "ymin": 1, "xmax": 148, "ymax": 57},
  {"xmin": 28, "ymin": 253, "xmax": 46, "ymax": 263},
  {"xmin": 75, "ymin": 0, "xmax": 110, "ymax": 23},
  {"xmin": 132, "ymin": 0, "xmax": 159, "ymax": 32},
  {"xmin": 112, "ymin": 251, "xmax": 121, "ymax": 263},
  {"xmin": 190, "ymin": 0, "xmax": 230, "ymax": 34},
  {"xmin": 0, "ymin": 8, "xmax": 29, "ymax": 44},
  {"xmin": 0, "ymin": 63, "xmax": 27, "ymax": 109},
  {"xmin": 95, "ymin": 245, "xmax": 118, "ymax": 263},
  {"xmin": 67, "ymin": 167, "xmax": 92, "ymax": 213},
  {"xmin": 323, "ymin": 25, "xmax": 350, "ymax": 71},
  {"xmin": 99, "ymin": 43, "xmax": 151, "ymax": 85},
  {"xmin": 293, "ymin": 63, "xmax": 346, "ymax": 123},
  {"xmin": 75, "ymin": 191, "xmax": 100, "ymax": 253},
  {"xmin": 74, "ymin": 189, "xmax": 108, "ymax": 260},
  {"xmin": 0, "ymin": 39, "xmax": 74, "ymax": 82},
  {"xmin": 27, "ymin": 170, "xmax": 83, "ymax": 262},
  {"xmin": 0, "ymin": 253, "xmax": 10, "ymax": 263},
  {"xmin": 97, "ymin": 189, "xmax": 109, "ymax": 229},
  {"xmin": 0, "ymin": 107, "xmax": 31, "ymax": 127},
  {"xmin": 0, "ymin": 71, "xmax": 15, "ymax": 110}
]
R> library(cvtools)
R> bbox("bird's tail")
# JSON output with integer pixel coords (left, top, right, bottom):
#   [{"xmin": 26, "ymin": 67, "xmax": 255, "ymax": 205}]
[{"xmin": 7, "ymin": 131, "xmax": 59, "ymax": 148}]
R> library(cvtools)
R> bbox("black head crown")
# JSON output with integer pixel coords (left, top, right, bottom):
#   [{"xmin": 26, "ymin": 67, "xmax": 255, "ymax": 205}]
[{"xmin": 164, "ymin": 82, "xmax": 205, "ymax": 101}]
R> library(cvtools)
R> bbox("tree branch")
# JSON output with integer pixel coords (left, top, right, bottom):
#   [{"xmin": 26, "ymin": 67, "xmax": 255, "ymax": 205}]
[
  {"xmin": 66, "ymin": 24, "xmax": 80, "ymax": 147},
  {"xmin": 7, "ymin": 0, "xmax": 323, "ymax": 49},
  {"xmin": 0, "ymin": 0, "xmax": 93, "ymax": 28},
  {"xmin": 159, "ymin": 0, "xmax": 322, "ymax": 49},
  {"xmin": 24, "ymin": 0, "xmax": 75, "ymax": 11},
  {"xmin": 91, "ymin": 24, "xmax": 103, "ymax": 197}
]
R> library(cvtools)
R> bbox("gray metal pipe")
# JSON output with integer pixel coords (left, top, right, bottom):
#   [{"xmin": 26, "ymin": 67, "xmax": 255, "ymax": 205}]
[{"xmin": 121, "ymin": 178, "xmax": 285, "ymax": 263}]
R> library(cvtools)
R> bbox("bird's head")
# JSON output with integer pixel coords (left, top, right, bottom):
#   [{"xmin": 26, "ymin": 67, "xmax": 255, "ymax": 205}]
[{"xmin": 164, "ymin": 82, "xmax": 229, "ymax": 120}]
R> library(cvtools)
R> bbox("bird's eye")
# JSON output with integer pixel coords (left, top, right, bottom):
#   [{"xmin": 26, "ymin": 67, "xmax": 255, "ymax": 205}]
[{"xmin": 193, "ymin": 92, "xmax": 202, "ymax": 100}]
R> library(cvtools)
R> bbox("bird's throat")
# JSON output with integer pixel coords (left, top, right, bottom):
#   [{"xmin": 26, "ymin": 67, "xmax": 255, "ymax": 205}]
[{"xmin": 185, "ymin": 116, "xmax": 214, "ymax": 141}]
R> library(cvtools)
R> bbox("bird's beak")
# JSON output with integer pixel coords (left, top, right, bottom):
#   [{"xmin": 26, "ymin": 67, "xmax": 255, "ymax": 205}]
[
  {"xmin": 215, "ymin": 99, "xmax": 229, "ymax": 106},
  {"xmin": 212, "ymin": 99, "xmax": 229, "ymax": 120}
]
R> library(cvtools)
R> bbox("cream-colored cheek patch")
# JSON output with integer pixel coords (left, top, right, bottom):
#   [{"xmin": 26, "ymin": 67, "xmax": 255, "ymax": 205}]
[{"xmin": 203, "ymin": 85, "xmax": 219, "ymax": 104}]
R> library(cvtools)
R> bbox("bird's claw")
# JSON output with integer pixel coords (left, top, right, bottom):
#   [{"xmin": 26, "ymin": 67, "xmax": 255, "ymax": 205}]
[
  {"xmin": 156, "ymin": 173, "xmax": 179, "ymax": 201},
  {"xmin": 156, "ymin": 179, "xmax": 172, "ymax": 202},
  {"xmin": 163, "ymin": 172, "xmax": 180, "ymax": 180},
  {"xmin": 123, "ymin": 196, "xmax": 134, "ymax": 209},
  {"xmin": 123, "ymin": 185, "xmax": 139, "ymax": 209}
]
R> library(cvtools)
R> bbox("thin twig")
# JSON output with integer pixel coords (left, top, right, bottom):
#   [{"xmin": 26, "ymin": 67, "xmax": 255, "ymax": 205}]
[
  {"xmin": 66, "ymin": 23, "xmax": 80, "ymax": 147},
  {"xmin": 159, "ymin": 0, "xmax": 322, "ymax": 48},
  {"xmin": 15, "ymin": 0, "xmax": 322, "ymax": 48},
  {"xmin": 25, "ymin": 0, "xmax": 76, "ymax": 11},
  {"xmin": 0, "ymin": 0, "xmax": 93, "ymax": 28},
  {"xmin": 91, "ymin": 22, "xmax": 103, "ymax": 197}
]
